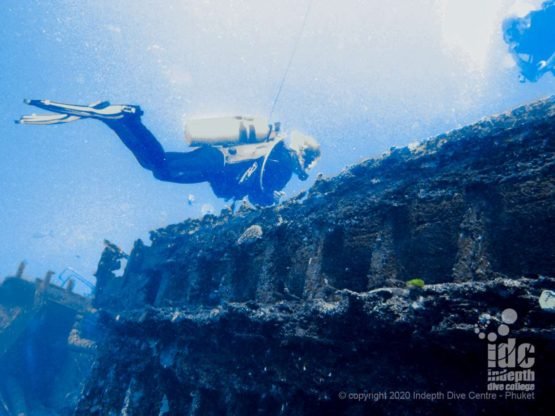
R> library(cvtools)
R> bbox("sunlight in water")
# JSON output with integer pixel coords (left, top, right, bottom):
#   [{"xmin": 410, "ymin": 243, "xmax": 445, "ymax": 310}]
[{"xmin": 436, "ymin": 0, "xmax": 507, "ymax": 73}]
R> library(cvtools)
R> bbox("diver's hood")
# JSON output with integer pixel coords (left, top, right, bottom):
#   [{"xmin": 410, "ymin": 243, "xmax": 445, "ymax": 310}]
[{"xmin": 289, "ymin": 130, "xmax": 321, "ymax": 171}]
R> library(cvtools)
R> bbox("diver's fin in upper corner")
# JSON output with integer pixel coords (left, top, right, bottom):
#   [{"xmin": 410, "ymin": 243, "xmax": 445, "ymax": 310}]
[{"xmin": 16, "ymin": 113, "xmax": 82, "ymax": 125}]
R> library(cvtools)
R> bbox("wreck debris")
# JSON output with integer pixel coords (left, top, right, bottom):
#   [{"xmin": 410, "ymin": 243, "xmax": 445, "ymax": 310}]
[
  {"xmin": 201, "ymin": 203, "xmax": 215, "ymax": 216},
  {"xmin": 15, "ymin": 261, "xmax": 26, "ymax": 279},
  {"xmin": 237, "ymin": 224, "xmax": 263, "ymax": 245},
  {"xmin": 103, "ymin": 239, "xmax": 128, "ymax": 258},
  {"xmin": 81, "ymin": 97, "xmax": 555, "ymax": 415},
  {"xmin": 0, "ymin": 263, "xmax": 95, "ymax": 415},
  {"xmin": 539, "ymin": 289, "xmax": 555, "ymax": 312}
]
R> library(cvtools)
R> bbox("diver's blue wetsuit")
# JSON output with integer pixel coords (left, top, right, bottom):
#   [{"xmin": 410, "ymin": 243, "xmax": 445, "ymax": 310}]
[
  {"xmin": 17, "ymin": 99, "xmax": 308, "ymax": 206},
  {"xmin": 104, "ymin": 113, "xmax": 294, "ymax": 206},
  {"xmin": 503, "ymin": 0, "xmax": 555, "ymax": 82}
]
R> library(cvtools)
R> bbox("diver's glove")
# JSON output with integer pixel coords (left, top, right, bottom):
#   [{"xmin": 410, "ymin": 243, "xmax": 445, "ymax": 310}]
[{"xmin": 18, "ymin": 99, "xmax": 142, "ymax": 124}]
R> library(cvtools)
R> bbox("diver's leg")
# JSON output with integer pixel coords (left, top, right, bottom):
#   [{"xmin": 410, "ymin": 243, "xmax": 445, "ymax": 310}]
[
  {"xmin": 102, "ymin": 115, "xmax": 167, "ymax": 172},
  {"xmin": 155, "ymin": 147, "xmax": 224, "ymax": 183},
  {"xmin": 104, "ymin": 116, "xmax": 224, "ymax": 183},
  {"xmin": 20, "ymin": 99, "xmax": 224, "ymax": 183},
  {"xmin": 21, "ymin": 99, "xmax": 165, "ymax": 171}
]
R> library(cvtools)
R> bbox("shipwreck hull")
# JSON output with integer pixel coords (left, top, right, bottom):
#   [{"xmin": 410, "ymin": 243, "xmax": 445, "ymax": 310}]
[{"xmin": 69, "ymin": 97, "xmax": 555, "ymax": 414}]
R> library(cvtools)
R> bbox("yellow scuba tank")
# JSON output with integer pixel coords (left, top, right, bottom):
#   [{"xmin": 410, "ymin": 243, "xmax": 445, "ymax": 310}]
[{"xmin": 184, "ymin": 116, "xmax": 273, "ymax": 147}]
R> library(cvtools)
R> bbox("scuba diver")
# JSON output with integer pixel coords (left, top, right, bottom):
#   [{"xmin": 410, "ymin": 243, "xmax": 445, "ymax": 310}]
[
  {"xmin": 17, "ymin": 100, "xmax": 320, "ymax": 206},
  {"xmin": 503, "ymin": 0, "xmax": 555, "ymax": 82}
]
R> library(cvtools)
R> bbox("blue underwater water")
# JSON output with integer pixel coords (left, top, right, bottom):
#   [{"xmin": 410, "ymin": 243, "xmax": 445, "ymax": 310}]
[
  {"xmin": 1, "ymin": 0, "xmax": 554, "ymax": 285},
  {"xmin": 0, "ymin": 2, "xmax": 554, "ymax": 415}
]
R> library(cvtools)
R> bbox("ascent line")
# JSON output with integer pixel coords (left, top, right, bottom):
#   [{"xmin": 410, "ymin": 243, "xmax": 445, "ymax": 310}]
[{"xmin": 268, "ymin": 0, "xmax": 314, "ymax": 120}]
